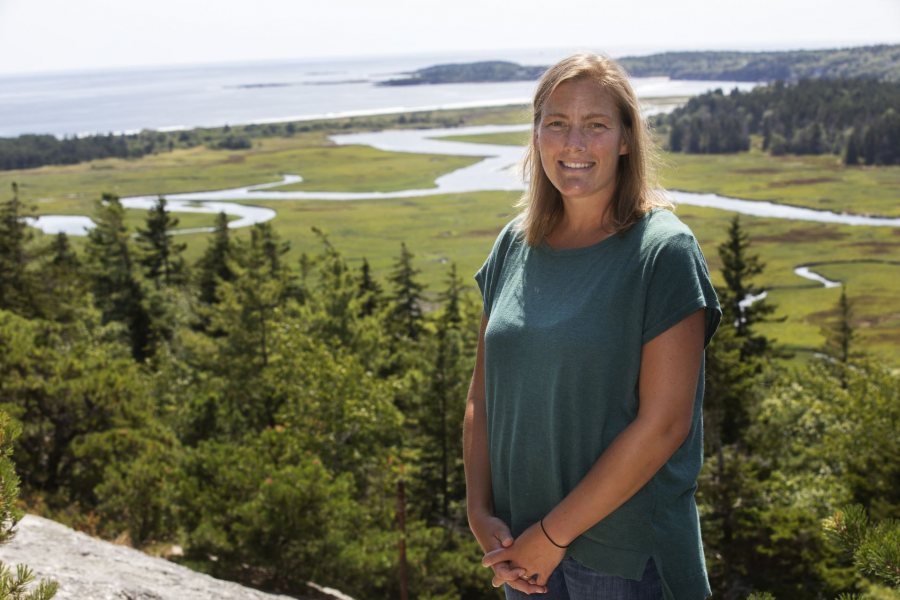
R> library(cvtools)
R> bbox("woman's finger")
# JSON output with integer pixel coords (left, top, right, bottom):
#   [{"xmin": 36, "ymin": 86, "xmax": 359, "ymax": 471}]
[
  {"xmin": 493, "ymin": 526, "xmax": 514, "ymax": 547},
  {"xmin": 481, "ymin": 547, "xmax": 510, "ymax": 568},
  {"xmin": 493, "ymin": 560, "xmax": 525, "ymax": 581},
  {"xmin": 507, "ymin": 578, "xmax": 548, "ymax": 595}
]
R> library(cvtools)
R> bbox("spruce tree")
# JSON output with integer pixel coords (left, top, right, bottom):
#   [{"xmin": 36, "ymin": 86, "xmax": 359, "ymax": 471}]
[
  {"xmin": 298, "ymin": 252, "xmax": 312, "ymax": 284},
  {"xmin": 701, "ymin": 317, "xmax": 767, "ymax": 598},
  {"xmin": 356, "ymin": 257, "xmax": 383, "ymax": 318},
  {"xmin": 251, "ymin": 221, "xmax": 290, "ymax": 276},
  {"xmin": 386, "ymin": 243, "xmax": 424, "ymax": 342},
  {"xmin": 717, "ymin": 216, "xmax": 777, "ymax": 360},
  {"xmin": 307, "ymin": 227, "xmax": 358, "ymax": 345},
  {"xmin": 818, "ymin": 285, "xmax": 857, "ymax": 391},
  {"xmin": 196, "ymin": 212, "xmax": 234, "ymax": 305},
  {"xmin": 86, "ymin": 194, "xmax": 154, "ymax": 361},
  {"xmin": 136, "ymin": 196, "xmax": 186, "ymax": 289},
  {"xmin": 821, "ymin": 286, "xmax": 855, "ymax": 367},
  {"xmin": 251, "ymin": 222, "xmax": 302, "ymax": 302},
  {"xmin": 37, "ymin": 233, "xmax": 88, "ymax": 323},
  {"xmin": 418, "ymin": 263, "xmax": 468, "ymax": 521},
  {"xmin": 0, "ymin": 183, "xmax": 39, "ymax": 317}
]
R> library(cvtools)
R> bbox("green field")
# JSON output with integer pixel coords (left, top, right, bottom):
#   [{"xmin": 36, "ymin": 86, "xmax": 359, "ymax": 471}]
[{"xmin": 3, "ymin": 107, "xmax": 898, "ymax": 364}]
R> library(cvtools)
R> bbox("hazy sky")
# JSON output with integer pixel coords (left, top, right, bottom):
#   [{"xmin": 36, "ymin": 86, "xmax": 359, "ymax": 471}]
[{"xmin": 1, "ymin": 0, "xmax": 898, "ymax": 75}]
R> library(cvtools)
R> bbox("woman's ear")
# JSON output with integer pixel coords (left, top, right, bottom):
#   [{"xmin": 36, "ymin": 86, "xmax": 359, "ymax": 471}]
[{"xmin": 619, "ymin": 131, "xmax": 630, "ymax": 156}]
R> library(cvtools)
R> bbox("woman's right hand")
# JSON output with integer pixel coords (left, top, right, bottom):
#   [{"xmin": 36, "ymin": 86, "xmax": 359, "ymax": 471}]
[{"xmin": 469, "ymin": 511, "xmax": 548, "ymax": 594}]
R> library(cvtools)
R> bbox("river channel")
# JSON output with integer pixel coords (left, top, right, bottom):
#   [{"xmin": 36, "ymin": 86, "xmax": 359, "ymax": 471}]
[{"xmin": 28, "ymin": 121, "xmax": 900, "ymax": 289}]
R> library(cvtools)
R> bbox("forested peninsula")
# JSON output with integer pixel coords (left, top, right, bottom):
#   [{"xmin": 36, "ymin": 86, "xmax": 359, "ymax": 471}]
[{"xmin": 618, "ymin": 44, "xmax": 900, "ymax": 82}]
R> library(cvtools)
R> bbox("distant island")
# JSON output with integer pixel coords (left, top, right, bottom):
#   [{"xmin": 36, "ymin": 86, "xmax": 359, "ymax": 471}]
[{"xmin": 381, "ymin": 45, "xmax": 900, "ymax": 86}]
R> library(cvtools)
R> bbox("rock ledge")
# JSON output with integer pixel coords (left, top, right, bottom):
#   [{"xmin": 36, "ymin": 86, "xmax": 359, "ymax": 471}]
[{"xmin": 0, "ymin": 515, "xmax": 351, "ymax": 600}]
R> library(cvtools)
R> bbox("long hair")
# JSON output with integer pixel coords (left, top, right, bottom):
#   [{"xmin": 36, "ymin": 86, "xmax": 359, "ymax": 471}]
[{"xmin": 517, "ymin": 53, "xmax": 670, "ymax": 246}]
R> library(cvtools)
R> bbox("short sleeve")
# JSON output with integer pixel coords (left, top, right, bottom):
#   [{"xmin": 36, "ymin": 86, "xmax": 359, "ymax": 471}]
[
  {"xmin": 474, "ymin": 221, "xmax": 517, "ymax": 317},
  {"xmin": 474, "ymin": 260, "xmax": 491, "ymax": 316},
  {"xmin": 641, "ymin": 231, "xmax": 721, "ymax": 347}
]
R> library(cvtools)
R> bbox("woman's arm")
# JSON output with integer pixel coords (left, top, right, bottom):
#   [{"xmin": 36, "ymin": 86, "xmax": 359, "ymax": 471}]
[
  {"xmin": 464, "ymin": 313, "xmax": 547, "ymax": 594},
  {"xmin": 482, "ymin": 308, "xmax": 707, "ymax": 585}
]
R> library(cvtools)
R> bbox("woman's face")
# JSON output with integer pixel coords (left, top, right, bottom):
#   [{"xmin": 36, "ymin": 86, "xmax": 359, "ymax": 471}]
[{"xmin": 536, "ymin": 78, "xmax": 629, "ymax": 207}]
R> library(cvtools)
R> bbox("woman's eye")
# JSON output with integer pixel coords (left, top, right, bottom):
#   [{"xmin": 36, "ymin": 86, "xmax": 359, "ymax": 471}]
[
  {"xmin": 589, "ymin": 122, "xmax": 608, "ymax": 130},
  {"xmin": 546, "ymin": 121, "xmax": 564, "ymax": 129}
]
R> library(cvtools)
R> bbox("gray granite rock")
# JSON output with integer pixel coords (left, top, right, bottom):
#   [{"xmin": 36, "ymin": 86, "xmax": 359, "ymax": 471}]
[{"xmin": 0, "ymin": 515, "xmax": 353, "ymax": 600}]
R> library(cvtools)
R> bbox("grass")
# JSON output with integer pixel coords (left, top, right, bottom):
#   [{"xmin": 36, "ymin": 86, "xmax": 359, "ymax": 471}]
[
  {"xmin": 672, "ymin": 205, "xmax": 900, "ymax": 364},
  {"xmin": 0, "ymin": 137, "xmax": 481, "ymax": 216},
  {"xmin": 121, "ymin": 211, "xmax": 238, "ymax": 232},
  {"xmin": 436, "ymin": 131, "xmax": 531, "ymax": 146},
  {"xmin": 433, "ymin": 130, "xmax": 900, "ymax": 218},
  {"xmin": 6, "ymin": 106, "xmax": 899, "ymax": 364},
  {"xmin": 662, "ymin": 149, "xmax": 900, "ymax": 218}
]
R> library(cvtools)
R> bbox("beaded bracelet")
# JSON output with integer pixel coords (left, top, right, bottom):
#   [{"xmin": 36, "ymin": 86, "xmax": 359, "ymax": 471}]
[{"xmin": 540, "ymin": 518, "xmax": 570, "ymax": 549}]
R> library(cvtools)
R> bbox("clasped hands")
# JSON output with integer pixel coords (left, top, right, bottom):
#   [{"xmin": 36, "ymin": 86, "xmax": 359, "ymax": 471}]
[{"xmin": 473, "ymin": 514, "xmax": 566, "ymax": 595}]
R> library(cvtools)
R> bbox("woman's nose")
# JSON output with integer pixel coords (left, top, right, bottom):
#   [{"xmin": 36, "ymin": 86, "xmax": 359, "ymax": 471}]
[{"xmin": 564, "ymin": 128, "xmax": 586, "ymax": 151}]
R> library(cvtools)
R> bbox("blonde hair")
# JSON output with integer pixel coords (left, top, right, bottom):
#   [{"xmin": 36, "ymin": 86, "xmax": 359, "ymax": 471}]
[{"xmin": 517, "ymin": 53, "xmax": 670, "ymax": 246}]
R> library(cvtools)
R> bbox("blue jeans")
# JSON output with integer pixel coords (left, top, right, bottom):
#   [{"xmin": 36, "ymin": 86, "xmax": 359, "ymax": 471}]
[{"xmin": 505, "ymin": 557, "xmax": 663, "ymax": 600}]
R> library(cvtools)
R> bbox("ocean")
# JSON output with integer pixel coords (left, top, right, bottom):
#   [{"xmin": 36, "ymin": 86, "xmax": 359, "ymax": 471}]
[{"xmin": 0, "ymin": 51, "xmax": 758, "ymax": 139}]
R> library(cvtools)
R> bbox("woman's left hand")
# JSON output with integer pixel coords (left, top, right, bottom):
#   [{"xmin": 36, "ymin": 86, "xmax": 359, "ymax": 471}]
[{"xmin": 481, "ymin": 521, "xmax": 566, "ymax": 588}]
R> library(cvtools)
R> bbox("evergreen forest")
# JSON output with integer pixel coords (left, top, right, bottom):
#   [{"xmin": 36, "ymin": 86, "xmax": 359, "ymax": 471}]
[
  {"xmin": 618, "ymin": 45, "xmax": 900, "ymax": 83},
  {"xmin": 0, "ymin": 111, "xmax": 470, "ymax": 172},
  {"xmin": 662, "ymin": 79, "xmax": 900, "ymax": 165},
  {"xmin": 0, "ymin": 185, "xmax": 898, "ymax": 599}
]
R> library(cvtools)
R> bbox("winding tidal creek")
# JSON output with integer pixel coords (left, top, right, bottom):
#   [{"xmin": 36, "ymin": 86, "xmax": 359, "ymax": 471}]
[{"xmin": 28, "ymin": 125, "xmax": 900, "ymax": 254}]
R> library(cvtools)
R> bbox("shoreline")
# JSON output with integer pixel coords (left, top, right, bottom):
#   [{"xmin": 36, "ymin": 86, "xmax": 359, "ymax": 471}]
[
  {"xmin": 66, "ymin": 94, "xmax": 690, "ymax": 140},
  {"xmin": 10, "ymin": 86, "xmax": 698, "ymax": 140},
  {"xmin": 71, "ymin": 99, "xmax": 534, "ymax": 140}
]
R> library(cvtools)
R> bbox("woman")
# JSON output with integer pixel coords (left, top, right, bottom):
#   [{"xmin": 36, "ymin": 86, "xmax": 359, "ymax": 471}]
[{"xmin": 463, "ymin": 53, "xmax": 721, "ymax": 600}]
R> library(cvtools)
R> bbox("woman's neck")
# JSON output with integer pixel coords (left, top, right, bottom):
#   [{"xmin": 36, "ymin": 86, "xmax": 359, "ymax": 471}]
[{"xmin": 545, "ymin": 200, "xmax": 613, "ymax": 250}]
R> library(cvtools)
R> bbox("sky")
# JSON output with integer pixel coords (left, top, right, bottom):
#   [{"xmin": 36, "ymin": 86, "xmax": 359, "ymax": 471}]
[{"xmin": 0, "ymin": 0, "xmax": 898, "ymax": 75}]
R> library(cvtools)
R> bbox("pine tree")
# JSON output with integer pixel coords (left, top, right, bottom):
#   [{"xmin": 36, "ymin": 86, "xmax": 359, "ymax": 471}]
[
  {"xmin": 37, "ymin": 233, "xmax": 88, "ymax": 323},
  {"xmin": 418, "ymin": 263, "xmax": 468, "ymax": 521},
  {"xmin": 251, "ymin": 222, "xmax": 302, "ymax": 302},
  {"xmin": 822, "ymin": 286, "xmax": 855, "ymax": 366},
  {"xmin": 717, "ymin": 216, "xmax": 778, "ymax": 360},
  {"xmin": 251, "ymin": 221, "xmax": 290, "ymax": 276},
  {"xmin": 0, "ymin": 411, "xmax": 58, "ymax": 600},
  {"xmin": 824, "ymin": 505, "xmax": 900, "ymax": 591},
  {"xmin": 196, "ymin": 212, "xmax": 235, "ymax": 305},
  {"xmin": 356, "ymin": 257, "xmax": 383, "ymax": 318},
  {"xmin": 86, "ymin": 194, "xmax": 154, "ymax": 361},
  {"xmin": 298, "ymin": 252, "xmax": 312, "ymax": 284},
  {"xmin": 136, "ymin": 196, "xmax": 186, "ymax": 289},
  {"xmin": 209, "ymin": 223, "xmax": 295, "ymax": 375},
  {"xmin": 386, "ymin": 243, "xmax": 424, "ymax": 342},
  {"xmin": 48, "ymin": 232, "xmax": 79, "ymax": 271},
  {"xmin": 0, "ymin": 183, "xmax": 40, "ymax": 317},
  {"xmin": 704, "ymin": 307, "xmax": 759, "ymax": 449},
  {"xmin": 701, "ymin": 316, "xmax": 769, "ymax": 599},
  {"xmin": 307, "ymin": 227, "xmax": 358, "ymax": 346}
]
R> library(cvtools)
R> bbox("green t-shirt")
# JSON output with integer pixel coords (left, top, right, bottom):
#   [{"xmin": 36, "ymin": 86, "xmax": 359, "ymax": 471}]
[{"xmin": 475, "ymin": 208, "xmax": 721, "ymax": 600}]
